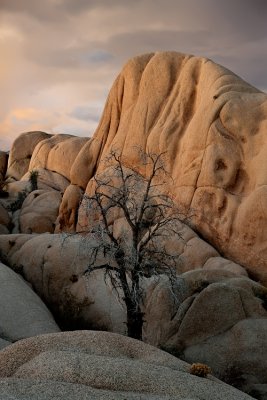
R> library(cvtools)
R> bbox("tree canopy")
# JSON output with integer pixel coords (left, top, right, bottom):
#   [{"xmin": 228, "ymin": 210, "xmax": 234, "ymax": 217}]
[{"xmin": 84, "ymin": 150, "xmax": 183, "ymax": 339}]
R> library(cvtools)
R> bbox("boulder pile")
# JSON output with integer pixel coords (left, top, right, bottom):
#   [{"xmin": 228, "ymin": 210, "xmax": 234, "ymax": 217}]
[{"xmin": 0, "ymin": 51, "xmax": 266, "ymax": 399}]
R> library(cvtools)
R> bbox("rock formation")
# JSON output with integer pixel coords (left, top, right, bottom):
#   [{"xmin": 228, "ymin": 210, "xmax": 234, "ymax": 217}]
[
  {"xmin": 29, "ymin": 134, "xmax": 89, "ymax": 181},
  {"xmin": 0, "ymin": 330, "xmax": 254, "ymax": 399},
  {"xmin": 0, "ymin": 229, "xmax": 266, "ymax": 397},
  {"xmin": 6, "ymin": 131, "xmax": 52, "ymax": 180},
  {"xmin": 0, "ymin": 51, "xmax": 267, "ymax": 399},
  {"xmin": 19, "ymin": 190, "xmax": 62, "ymax": 233},
  {"xmin": 143, "ymin": 269, "xmax": 267, "ymax": 396},
  {"xmin": 68, "ymin": 52, "xmax": 267, "ymax": 285},
  {"xmin": 0, "ymin": 262, "xmax": 60, "ymax": 347},
  {"xmin": 0, "ymin": 233, "xmax": 126, "ymax": 332},
  {"xmin": 3, "ymin": 52, "xmax": 266, "ymax": 284},
  {"xmin": 0, "ymin": 220, "xmax": 249, "ymax": 331}
]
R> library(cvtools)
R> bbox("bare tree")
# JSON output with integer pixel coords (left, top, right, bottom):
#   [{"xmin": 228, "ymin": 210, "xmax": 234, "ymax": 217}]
[{"xmin": 83, "ymin": 150, "xmax": 183, "ymax": 340}]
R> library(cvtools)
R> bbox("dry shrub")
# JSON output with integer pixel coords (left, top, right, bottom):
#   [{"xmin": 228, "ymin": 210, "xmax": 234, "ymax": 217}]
[{"xmin": 190, "ymin": 363, "xmax": 212, "ymax": 378}]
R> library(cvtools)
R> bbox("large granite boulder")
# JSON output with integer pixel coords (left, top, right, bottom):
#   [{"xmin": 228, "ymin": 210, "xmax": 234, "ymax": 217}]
[
  {"xmin": 0, "ymin": 225, "xmax": 248, "ymax": 331},
  {"xmin": 0, "ymin": 233, "xmax": 126, "ymax": 332},
  {"xmin": 54, "ymin": 51, "xmax": 267, "ymax": 285},
  {"xmin": 0, "ymin": 262, "xmax": 60, "ymax": 345},
  {"xmin": 21, "ymin": 168, "xmax": 70, "ymax": 193},
  {"xmin": 56, "ymin": 184, "xmax": 84, "ymax": 232},
  {"xmin": 19, "ymin": 189, "xmax": 62, "ymax": 233},
  {"xmin": 6, "ymin": 131, "xmax": 51, "ymax": 180},
  {"xmin": 4, "ymin": 169, "xmax": 69, "ymax": 234},
  {"xmin": 0, "ymin": 232, "xmax": 265, "ymax": 397},
  {"xmin": 6, "ymin": 52, "xmax": 267, "ymax": 285},
  {"xmin": 0, "ymin": 51, "xmax": 266, "ymax": 399},
  {"xmin": 29, "ymin": 135, "xmax": 89, "ymax": 181},
  {"xmin": 0, "ymin": 330, "xmax": 253, "ymax": 400},
  {"xmin": 183, "ymin": 319, "xmax": 267, "ymax": 399},
  {"xmin": 143, "ymin": 269, "xmax": 267, "ymax": 398}
]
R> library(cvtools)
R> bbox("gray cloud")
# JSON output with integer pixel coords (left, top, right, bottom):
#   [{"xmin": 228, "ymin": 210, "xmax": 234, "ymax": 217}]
[
  {"xmin": 60, "ymin": 0, "xmax": 129, "ymax": 14},
  {"xmin": 79, "ymin": 50, "xmax": 113, "ymax": 65},
  {"xmin": 0, "ymin": 0, "xmax": 266, "ymax": 150},
  {"xmin": 26, "ymin": 29, "xmax": 210, "ymax": 70},
  {"xmin": 106, "ymin": 29, "xmax": 211, "ymax": 60},
  {"xmin": 69, "ymin": 105, "xmax": 102, "ymax": 122},
  {"xmin": 213, "ymin": 39, "xmax": 267, "ymax": 91},
  {"xmin": 206, "ymin": 0, "xmax": 267, "ymax": 41},
  {"xmin": 103, "ymin": 27, "xmax": 267, "ymax": 90},
  {"xmin": 0, "ymin": 0, "xmax": 60, "ymax": 22},
  {"xmin": 0, "ymin": 0, "xmax": 130, "ymax": 21},
  {"xmin": 29, "ymin": 46, "xmax": 113, "ymax": 69},
  {"xmin": 2, "ymin": 0, "xmax": 266, "ymax": 40}
]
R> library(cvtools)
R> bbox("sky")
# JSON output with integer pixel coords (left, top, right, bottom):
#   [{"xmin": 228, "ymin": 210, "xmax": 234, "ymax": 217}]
[{"xmin": 0, "ymin": 0, "xmax": 266, "ymax": 150}]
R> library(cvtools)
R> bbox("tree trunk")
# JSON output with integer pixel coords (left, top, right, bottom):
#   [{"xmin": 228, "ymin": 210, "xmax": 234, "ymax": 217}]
[{"xmin": 126, "ymin": 309, "xmax": 143, "ymax": 340}]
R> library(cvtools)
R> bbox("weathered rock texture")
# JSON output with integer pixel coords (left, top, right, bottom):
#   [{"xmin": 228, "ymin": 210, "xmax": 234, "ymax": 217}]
[
  {"xmin": 0, "ymin": 52, "xmax": 267, "ymax": 399},
  {"xmin": 22, "ymin": 168, "xmax": 70, "ymax": 193},
  {"xmin": 19, "ymin": 190, "xmax": 62, "ymax": 233},
  {"xmin": 3, "ymin": 53, "xmax": 267, "ymax": 284},
  {"xmin": 62, "ymin": 52, "xmax": 267, "ymax": 285},
  {"xmin": 0, "ymin": 262, "xmax": 60, "ymax": 344},
  {"xmin": 3, "ymin": 133, "xmax": 89, "ymax": 234},
  {"xmin": 0, "ymin": 330, "xmax": 254, "ymax": 400},
  {"xmin": 6, "ymin": 131, "xmax": 51, "ymax": 180},
  {"xmin": 56, "ymin": 184, "xmax": 83, "ymax": 232},
  {"xmin": 143, "ymin": 270, "xmax": 267, "ymax": 397},
  {"xmin": 0, "ymin": 226, "xmax": 248, "ymax": 330},
  {"xmin": 29, "ymin": 134, "xmax": 89, "ymax": 181},
  {"xmin": 0, "ymin": 232, "xmax": 266, "ymax": 398},
  {"xmin": 0, "ymin": 233, "xmax": 127, "ymax": 333}
]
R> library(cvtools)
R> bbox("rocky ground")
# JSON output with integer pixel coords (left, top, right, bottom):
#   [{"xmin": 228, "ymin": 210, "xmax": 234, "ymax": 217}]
[{"xmin": 0, "ymin": 331, "xmax": 255, "ymax": 400}]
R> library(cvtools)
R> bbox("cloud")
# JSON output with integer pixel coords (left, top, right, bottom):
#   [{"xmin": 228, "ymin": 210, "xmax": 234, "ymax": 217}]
[
  {"xmin": 79, "ymin": 50, "xmax": 113, "ymax": 65},
  {"xmin": 37, "ymin": 48, "xmax": 113, "ymax": 69},
  {"xmin": 105, "ymin": 29, "xmax": 210, "ymax": 61},
  {"xmin": 209, "ymin": 36, "xmax": 267, "ymax": 91},
  {"xmin": 206, "ymin": 0, "xmax": 267, "ymax": 41},
  {"xmin": 28, "ymin": 46, "xmax": 113, "ymax": 69},
  {"xmin": 0, "ymin": 0, "xmax": 131, "ymax": 21},
  {"xmin": 69, "ymin": 104, "xmax": 102, "ymax": 122},
  {"xmin": 0, "ymin": 105, "xmax": 98, "ymax": 151},
  {"xmin": 0, "ymin": 0, "xmax": 266, "ymax": 151}
]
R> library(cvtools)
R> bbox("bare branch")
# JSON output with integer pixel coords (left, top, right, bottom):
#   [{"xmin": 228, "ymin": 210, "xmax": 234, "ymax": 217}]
[
  {"xmin": 86, "ymin": 264, "xmax": 120, "ymax": 274},
  {"xmin": 81, "ymin": 148, "xmax": 184, "ymax": 340}
]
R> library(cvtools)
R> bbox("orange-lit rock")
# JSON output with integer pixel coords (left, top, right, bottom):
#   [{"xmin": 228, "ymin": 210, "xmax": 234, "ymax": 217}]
[
  {"xmin": 6, "ymin": 131, "xmax": 51, "ymax": 180},
  {"xmin": 68, "ymin": 52, "xmax": 267, "ymax": 284},
  {"xmin": 29, "ymin": 135, "xmax": 89, "ymax": 181}
]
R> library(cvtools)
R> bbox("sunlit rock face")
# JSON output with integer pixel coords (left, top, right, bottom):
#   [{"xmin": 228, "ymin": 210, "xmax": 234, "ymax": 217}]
[
  {"xmin": 0, "ymin": 52, "xmax": 266, "ymax": 399},
  {"xmin": 3, "ymin": 52, "xmax": 267, "ymax": 284},
  {"xmin": 6, "ymin": 131, "xmax": 52, "ymax": 180},
  {"xmin": 29, "ymin": 134, "xmax": 89, "ymax": 181},
  {"xmin": 65, "ymin": 51, "xmax": 267, "ymax": 284}
]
